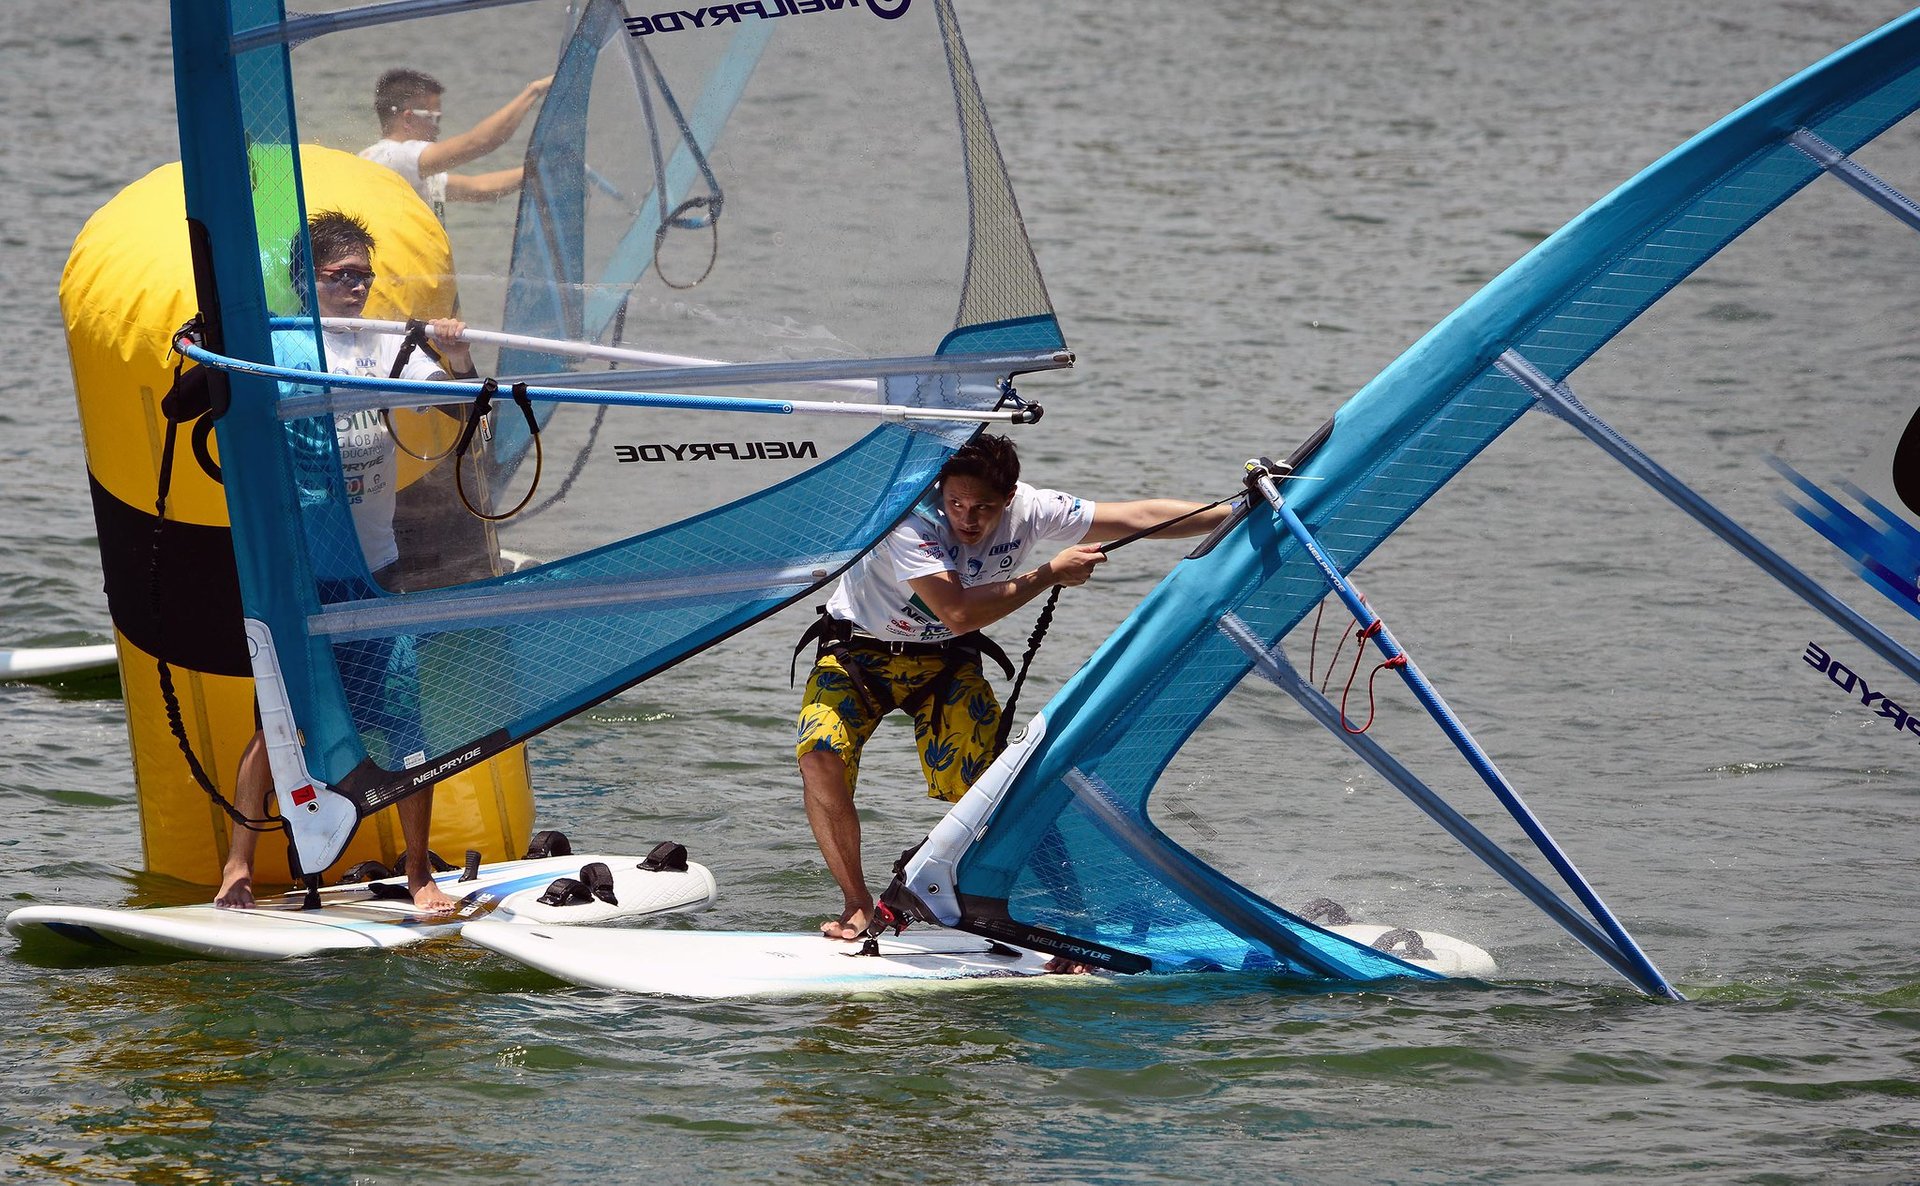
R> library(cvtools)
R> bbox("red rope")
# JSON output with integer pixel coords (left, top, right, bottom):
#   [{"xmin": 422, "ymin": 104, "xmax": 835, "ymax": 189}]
[
  {"xmin": 1311, "ymin": 596, "xmax": 1370, "ymax": 693},
  {"xmin": 1307, "ymin": 597, "xmax": 1399, "ymax": 733},
  {"xmin": 1337, "ymin": 620, "xmax": 1402, "ymax": 734},
  {"xmin": 1308, "ymin": 601, "xmax": 1325, "ymax": 683},
  {"xmin": 1340, "ymin": 653, "xmax": 1406, "ymax": 734}
]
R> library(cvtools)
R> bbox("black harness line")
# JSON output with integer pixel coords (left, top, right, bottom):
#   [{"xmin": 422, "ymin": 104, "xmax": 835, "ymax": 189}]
[
  {"xmin": 365, "ymin": 323, "xmax": 549, "ymax": 524},
  {"xmin": 383, "ymin": 320, "xmax": 463, "ymax": 464},
  {"xmin": 631, "ymin": 39, "xmax": 724, "ymax": 289},
  {"xmin": 517, "ymin": 297, "xmax": 630, "ymax": 521},
  {"xmin": 154, "ymin": 337, "xmax": 290, "ymax": 854},
  {"xmin": 452, "ymin": 378, "xmax": 544, "ymax": 522}
]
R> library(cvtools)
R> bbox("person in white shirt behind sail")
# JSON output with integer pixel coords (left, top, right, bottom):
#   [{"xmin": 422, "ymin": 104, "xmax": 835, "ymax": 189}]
[
  {"xmin": 794, "ymin": 434, "xmax": 1234, "ymax": 942},
  {"xmin": 359, "ymin": 68, "xmax": 551, "ymax": 223},
  {"xmin": 216, "ymin": 210, "xmax": 475, "ymax": 912}
]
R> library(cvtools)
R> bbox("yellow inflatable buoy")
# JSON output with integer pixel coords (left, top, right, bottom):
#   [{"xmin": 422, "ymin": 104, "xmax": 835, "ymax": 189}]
[{"xmin": 59, "ymin": 145, "xmax": 534, "ymax": 886}]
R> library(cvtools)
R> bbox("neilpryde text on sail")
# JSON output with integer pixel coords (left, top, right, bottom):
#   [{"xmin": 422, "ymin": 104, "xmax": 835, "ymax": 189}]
[
  {"xmin": 625, "ymin": 0, "xmax": 912, "ymax": 38},
  {"xmin": 613, "ymin": 440, "xmax": 820, "ymax": 463}
]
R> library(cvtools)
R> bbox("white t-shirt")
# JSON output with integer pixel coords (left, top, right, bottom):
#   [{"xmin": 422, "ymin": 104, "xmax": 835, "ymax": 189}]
[
  {"xmin": 360, "ymin": 138, "xmax": 448, "ymax": 222},
  {"xmin": 320, "ymin": 326, "xmax": 446, "ymax": 573},
  {"xmin": 825, "ymin": 482, "xmax": 1096, "ymax": 643}
]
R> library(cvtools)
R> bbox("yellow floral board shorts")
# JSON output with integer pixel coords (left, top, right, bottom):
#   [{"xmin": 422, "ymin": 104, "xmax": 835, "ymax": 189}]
[{"xmin": 795, "ymin": 649, "xmax": 1000, "ymax": 802}]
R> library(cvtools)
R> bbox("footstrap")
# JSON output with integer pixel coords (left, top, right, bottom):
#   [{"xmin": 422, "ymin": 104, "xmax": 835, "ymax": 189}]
[
  {"xmin": 579, "ymin": 862, "xmax": 618, "ymax": 906},
  {"xmin": 639, "ymin": 841, "xmax": 688, "ymax": 872}
]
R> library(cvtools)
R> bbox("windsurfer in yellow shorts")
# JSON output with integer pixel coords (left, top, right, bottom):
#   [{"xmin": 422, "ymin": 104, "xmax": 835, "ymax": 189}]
[{"xmin": 794, "ymin": 433, "xmax": 1234, "ymax": 941}]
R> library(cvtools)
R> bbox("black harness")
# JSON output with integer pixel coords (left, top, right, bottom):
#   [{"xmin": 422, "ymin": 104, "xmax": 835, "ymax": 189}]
[{"xmin": 791, "ymin": 606, "xmax": 1014, "ymax": 734}]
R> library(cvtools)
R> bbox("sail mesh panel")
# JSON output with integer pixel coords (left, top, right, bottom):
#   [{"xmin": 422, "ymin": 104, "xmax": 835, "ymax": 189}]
[
  {"xmin": 310, "ymin": 423, "xmax": 961, "ymax": 772},
  {"xmin": 936, "ymin": 0, "xmax": 1055, "ymax": 338}
]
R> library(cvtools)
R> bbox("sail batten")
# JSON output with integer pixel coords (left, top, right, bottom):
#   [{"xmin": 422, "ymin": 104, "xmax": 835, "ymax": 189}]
[
  {"xmin": 311, "ymin": 560, "xmax": 845, "ymax": 639},
  {"xmin": 1788, "ymin": 127, "xmax": 1920, "ymax": 231}
]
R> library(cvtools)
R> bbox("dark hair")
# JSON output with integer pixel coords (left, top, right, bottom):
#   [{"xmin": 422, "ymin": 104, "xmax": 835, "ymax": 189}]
[
  {"xmin": 290, "ymin": 210, "xmax": 376, "ymax": 293},
  {"xmin": 939, "ymin": 433, "xmax": 1020, "ymax": 498},
  {"xmin": 374, "ymin": 68, "xmax": 442, "ymax": 130}
]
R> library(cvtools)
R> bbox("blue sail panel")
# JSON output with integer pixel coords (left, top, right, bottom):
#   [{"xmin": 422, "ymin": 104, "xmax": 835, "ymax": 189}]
[
  {"xmin": 918, "ymin": 10, "xmax": 1920, "ymax": 988},
  {"xmin": 316, "ymin": 423, "xmax": 958, "ymax": 759}
]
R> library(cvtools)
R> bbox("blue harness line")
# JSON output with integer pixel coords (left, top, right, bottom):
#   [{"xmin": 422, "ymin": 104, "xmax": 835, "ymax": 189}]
[{"xmin": 1244, "ymin": 460, "xmax": 1683, "ymax": 1000}]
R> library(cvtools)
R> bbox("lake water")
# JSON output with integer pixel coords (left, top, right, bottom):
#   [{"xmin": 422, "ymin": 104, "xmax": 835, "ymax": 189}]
[{"xmin": 6, "ymin": 1, "xmax": 1920, "ymax": 1182}]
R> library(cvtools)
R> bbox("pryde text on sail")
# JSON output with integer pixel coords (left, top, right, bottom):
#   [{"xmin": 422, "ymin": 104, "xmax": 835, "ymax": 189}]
[
  {"xmin": 625, "ymin": 0, "xmax": 912, "ymax": 37},
  {"xmin": 1803, "ymin": 641, "xmax": 1920, "ymax": 744}
]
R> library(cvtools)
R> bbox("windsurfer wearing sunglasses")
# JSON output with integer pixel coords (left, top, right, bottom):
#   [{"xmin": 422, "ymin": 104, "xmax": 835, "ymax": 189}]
[
  {"xmin": 215, "ymin": 211, "xmax": 476, "ymax": 913},
  {"xmin": 360, "ymin": 68, "xmax": 552, "ymax": 223}
]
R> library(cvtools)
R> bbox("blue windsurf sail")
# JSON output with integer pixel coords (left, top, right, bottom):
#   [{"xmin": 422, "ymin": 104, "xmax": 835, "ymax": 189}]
[
  {"xmin": 898, "ymin": 10, "xmax": 1920, "ymax": 996},
  {"xmin": 170, "ymin": 0, "xmax": 1067, "ymax": 875}
]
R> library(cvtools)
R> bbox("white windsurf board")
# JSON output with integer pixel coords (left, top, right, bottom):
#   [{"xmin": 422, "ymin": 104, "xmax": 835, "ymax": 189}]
[
  {"xmin": 0, "ymin": 644, "xmax": 118, "ymax": 680},
  {"xmin": 462, "ymin": 921, "xmax": 1059, "ymax": 996},
  {"xmin": 5, "ymin": 852, "xmax": 715, "ymax": 961},
  {"xmin": 461, "ymin": 919, "xmax": 1495, "ymax": 999}
]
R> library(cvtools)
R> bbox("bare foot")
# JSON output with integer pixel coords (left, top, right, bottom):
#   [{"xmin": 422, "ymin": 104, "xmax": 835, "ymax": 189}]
[
  {"xmin": 820, "ymin": 907, "xmax": 870, "ymax": 940},
  {"xmin": 411, "ymin": 880, "xmax": 459, "ymax": 914},
  {"xmin": 1043, "ymin": 956, "xmax": 1094, "ymax": 975},
  {"xmin": 214, "ymin": 869, "xmax": 255, "ymax": 909}
]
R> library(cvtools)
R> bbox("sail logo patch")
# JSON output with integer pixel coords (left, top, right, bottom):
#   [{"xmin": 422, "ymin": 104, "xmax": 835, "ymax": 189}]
[
  {"xmin": 624, "ymin": 0, "xmax": 908, "ymax": 37},
  {"xmin": 614, "ymin": 440, "xmax": 819, "ymax": 463},
  {"xmin": 408, "ymin": 745, "xmax": 486, "ymax": 790},
  {"xmin": 1772, "ymin": 455, "xmax": 1920, "ymax": 620},
  {"xmin": 1802, "ymin": 641, "xmax": 1920, "ymax": 743}
]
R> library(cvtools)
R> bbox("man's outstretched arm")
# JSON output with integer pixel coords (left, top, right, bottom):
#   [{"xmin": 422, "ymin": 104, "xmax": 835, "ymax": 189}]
[
  {"xmin": 417, "ymin": 76, "xmax": 552, "ymax": 175},
  {"xmin": 1081, "ymin": 498, "xmax": 1233, "ymax": 546},
  {"xmin": 444, "ymin": 167, "xmax": 525, "ymax": 203}
]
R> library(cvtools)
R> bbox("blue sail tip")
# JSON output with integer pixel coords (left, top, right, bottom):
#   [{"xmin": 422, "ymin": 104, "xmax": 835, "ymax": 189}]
[{"xmin": 938, "ymin": 315, "xmax": 1066, "ymax": 357}]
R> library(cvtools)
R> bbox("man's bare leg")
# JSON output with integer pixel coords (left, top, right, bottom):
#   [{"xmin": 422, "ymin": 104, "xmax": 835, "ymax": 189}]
[
  {"xmin": 800, "ymin": 748, "xmax": 872, "ymax": 939},
  {"xmin": 397, "ymin": 789, "xmax": 456, "ymax": 912},
  {"xmin": 215, "ymin": 731, "xmax": 271, "ymax": 908}
]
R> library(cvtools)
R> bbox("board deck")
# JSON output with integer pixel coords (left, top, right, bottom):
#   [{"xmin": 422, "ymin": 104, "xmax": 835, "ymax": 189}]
[
  {"xmin": 0, "ymin": 644, "xmax": 118, "ymax": 680},
  {"xmin": 5, "ymin": 853, "xmax": 715, "ymax": 961},
  {"xmin": 461, "ymin": 919, "xmax": 1496, "ymax": 999}
]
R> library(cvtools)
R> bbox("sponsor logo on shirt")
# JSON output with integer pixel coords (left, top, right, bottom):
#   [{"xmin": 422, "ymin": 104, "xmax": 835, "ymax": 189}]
[{"xmin": 901, "ymin": 599, "xmax": 937, "ymax": 627}]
